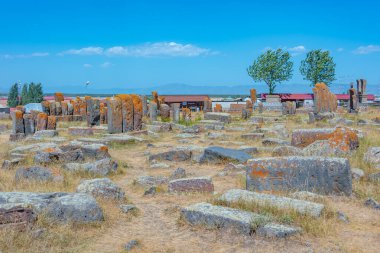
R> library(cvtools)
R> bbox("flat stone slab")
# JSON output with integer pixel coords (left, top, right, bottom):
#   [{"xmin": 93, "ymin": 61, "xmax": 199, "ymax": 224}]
[
  {"xmin": 291, "ymin": 128, "xmax": 335, "ymax": 147},
  {"xmin": 103, "ymin": 134, "xmax": 145, "ymax": 144},
  {"xmin": 241, "ymin": 133, "xmax": 265, "ymax": 140},
  {"xmin": 200, "ymin": 146, "xmax": 253, "ymax": 164},
  {"xmin": 181, "ymin": 202, "xmax": 271, "ymax": 235},
  {"xmin": 257, "ymin": 223, "xmax": 301, "ymax": 238},
  {"xmin": 246, "ymin": 156, "xmax": 352, "ymax": 196},
  {"xmin": 0, "ymin": 192, "xmax": 103, "ymax": 223},
  {"xmin": 220, "ymin": 189, "xmax": 324, "ymax": 217},
  {"xmin": 149, "ymin": 149, "xmax": 191, "ymax": 162},
  {"xmin": 204, "ymin": 112, "xmax": 232, "ymax": 124},
  {"xmin": 33, "ymin": 130, "xmax": 58, "ymax": 139},
  {"xmin": 169, "ymin": 177, "xmax": 214, "ymax": 193},
  {"xmin": 68, "ymin": 127, "xmax": 94, "ymax": 136}
]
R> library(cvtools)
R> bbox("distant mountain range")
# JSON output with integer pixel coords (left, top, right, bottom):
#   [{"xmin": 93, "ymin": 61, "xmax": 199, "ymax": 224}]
[{"xmin": 43, "ymin": 83, "xmax": 380, "ymax": 96}]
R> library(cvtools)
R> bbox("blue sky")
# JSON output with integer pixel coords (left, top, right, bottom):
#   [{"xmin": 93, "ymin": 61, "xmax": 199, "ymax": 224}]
[{"xmin": 1, "ymin": 0, "xmax": 380, "ymax": 94}]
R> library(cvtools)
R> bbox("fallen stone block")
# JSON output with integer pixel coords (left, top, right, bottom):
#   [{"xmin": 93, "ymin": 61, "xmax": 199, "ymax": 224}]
[
  {"xmin": 63, "ymin": 158, "xmax": 118, "ymax": 176},
  {"xmin": 134, "ymin": 176, "xmax": 168, "ymax": 187},
  {"xmin": 0, "ymin": 192, "xmax": 103, "ymax": 223},
  {"xmin": 204, "ymin": 112, "xmax": 232, "ymax": 124},
  {"xmin": 272, "ymin": 146, "xmax": 304, "ymax": 156},
  {"xmin": 180, "ymin": 202, "xmax": 271, "ymax": 235},
  {"xmin": 68, "ymin": 127, "xmax": 94, "ymax": 136},
  {"xmin": 15, "ymin": 166, "xmax": 54, "ymax": 182},
  {"xmin": 33, "ymin": 130, "xmax": 58, "ymax": 139},
  {"xmin": 200, "ymin": 146, "xmax": 252, "ymax": 163},
  {"xmin": 81, "ymin": 144, "xmax": 110, "ymax": 159},
  {"xmin": 169, "ymin": 177, "xmax": 214, "ymax": 193},
  {"xmin": 262, "ymin": 138, "xmax": 290, "ymax": 146},
  {"xmin": 220, "ymin": 189, "xmax": 324, "ymax": 217},
  {"xmin": 246, "ymin": 156, "xmax": 352, "ymax": 196},
  {"xmin": 103, "ymin": 134, "xmax": 145, "ymax": 144},
  {"xmin": 364, "ymin": 147, "xmax": 380, "ymax": 169},
  {"xmin": 149, "ymin": 149, "xmax": 191, "ymax": 162},
  {"xmin": 241, "ymin": 133, "xmax": 264, "ymax": 140},
  {"xmin": 76, "ymin": 178, "xmax": 125, "ymax": 200},
  {"xmin": 0, "ymin": 206, "xmax": 37, "ymax": 230},
  {"xmin": 257, "ymin": 223, "xmax": 301, "ymax": 238}
]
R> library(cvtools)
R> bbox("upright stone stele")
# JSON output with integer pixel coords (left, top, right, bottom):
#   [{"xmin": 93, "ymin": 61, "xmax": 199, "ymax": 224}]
[
  {"xmin": 116, "ymin": 94, "xmax": 134, "ymax": 132},
  {"xmin": 250, "ymin": 89, "xmax": 257, "ymax": 104},
  {"xmin": 36, "ymin": 113, "xmax": 48, "ymax": 131},
  {"xmin": 47, "ymin": 116, "xmax": 56, "ymax": 130},
  {"xmin": 149, "ymin": 102, "xmax": 158, "ymax": 122},
  {"xmin": 131, "ymin": 95, "xmax": 142, "ymax": 131},
  {"xmin": 172, "ymin": 103, "xmax": 180, "ymax": 123},
  {"xmin": 54, "ymin": 92, "xmax": 64, "ymax": 103},
  {"xmin": 23, "ymin": 114, "xmax": 35, "ymax": 135},
  {"xmin": 86, "ymin": 98, "xmax": 100, "ymax": 127},
  {"xmin": 49, "ymin": 102, "xmax": 56, "ymax": 116},
  {"xmin": 160, "ymin": 104, "xmax": 171, "ymax": 121},
  {"xmin": 107, "ymin": 97, "xmax": 123, "ymax": 134},
  {"xmin": 11, "ymin": 110, "xmax": 24, "ymax": 134},
  {"xmin": 141, "ymin": 95, "xmax": 148, "ymax": 117}
]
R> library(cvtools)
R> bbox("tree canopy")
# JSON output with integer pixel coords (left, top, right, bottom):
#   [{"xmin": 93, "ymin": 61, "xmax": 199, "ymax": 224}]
[
  {"xmin": 7, "ymin": 83, "xmax": 19, "ymax": 107},
  {"xmin": 7, "ymin": 82, "xmax": 44, "ymax": 107},
  {"xmin": 247, "ymin": 49, "xmax": 293, "ymax": 94},
  {"xmin": 300, "ymin": 49, "xmax": 336, "ymax": 86}
]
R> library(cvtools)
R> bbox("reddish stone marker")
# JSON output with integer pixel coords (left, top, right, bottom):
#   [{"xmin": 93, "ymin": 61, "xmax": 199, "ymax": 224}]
[
  {"xmin": 11, "ymin": 110, "xmax": 24, "ymax": 134},
  {"xmin": 36, "ymin": 113, "xmax": 48, "ymax": 131},
  {"xmin": 107, "ymin": 97, "xmax": 123, "ymax": 134},
  {"xmin": 131, "ymin": 94, "xmax": 142, "ymax": 131},
  {"xmin": 47, "ymin": 116, "xmax": 57, "ymax": 130}
]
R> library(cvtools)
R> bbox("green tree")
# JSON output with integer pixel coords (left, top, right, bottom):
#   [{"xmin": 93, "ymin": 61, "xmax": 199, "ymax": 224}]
[
  {"xmin": 300, "ymin": 49, "xmax": 336, "ymax": 86},
  {"xmin": 247, "ymin": 49, "xmax": 293, "ymax": 94},
  {"xmin": 34, "ymin": 83, "xmax": 44, "ymax": 102},
  {"xmin": 7, "ymin": 83, "xmax": 19, "ymax": 107},
  {"xmin": 21, "ymin": 83, "xmax": 29, "ymax": 105}
]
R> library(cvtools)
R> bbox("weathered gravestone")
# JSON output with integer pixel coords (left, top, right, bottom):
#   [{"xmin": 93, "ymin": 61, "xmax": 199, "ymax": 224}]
[
  {"xmin": 172, "ymin": 103, "xmax": 180, "ymax": 123},
  {"xmin": 250, "ymin": 89, "xmax": 257, "ymax": 104},
  {"xmin": 116, "ymin": 94, "xmax": 134, "ymax": 132},
  {"xmin": 160, "ymin": 104, "xmax": 171, "ymax": 121},
  {"xmin": 131, "ymin": 94, "xmax": 142, "ymax": 131},
  {"xmin": 107, "ymin": 97, "xmax": 123, "ymax": 134},
  {"xmin": 312, "ymin": 83, "xmax": 337, "ymax": 119},
  {"xmin": 348, "ymin": 87, "xmax": 358, "ymax": 113},
  {"xmin": 246, "ymin": 156, "xmax": 352, "ymax": 196},
  {"xmin": 282, "ymin": 101, "xmax": 296, "ymax": 115},
  {"xmin": 11, "ymin": 110, "xmax": 24, "ymax": 134},
  {"xmin": 86, "ymin": 98, "xmax": 100, "ymax": 127},
  {"xmin": 356, "ymin": 79, "xmax": 367, "ymax": 103},
  {"xmin": 214, "ymin": 104, "xmax": 222, "ymax": 112},
  {"xmin": 149, "ymin": 102, "xmax": 158, "ymax": 121},
  {"xmin": 36, "ymin": 113, "xmax": 48, "ymax": 131},
  {"xmin": 23, "ymin": 114, "xmax": 35, "ymax": 135},
  {"xmin": 141, "ymin": 95, "xmax": 148, "ymax": 116}
]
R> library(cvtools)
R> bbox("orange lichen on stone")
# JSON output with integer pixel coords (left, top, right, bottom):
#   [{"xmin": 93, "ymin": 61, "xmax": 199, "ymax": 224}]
[
  {"xmin": 313, "ymin": 83, "xmax": 337, "ymax": 113},
  {"xmin": 250, "ymin": 89, "xmax": 257, "ymax": 104},
  {"xmin": 99, "ymin": 146, "xmax": 108, "ymax": 152},
  {"xmin": 54, "ymin": 92, "xmax": 64, "ymax": 102},
  {"xmin": 246, "ymin": 99, "xmax": 253, "ymax": 112},
  {"xmin": 116, "ymin": 94, "xmax": 134, "ymax": 132},
  {"xmin": 182, "ymin": 108, "xmax": 191, "ymax": 120},
  {"xmin": 15, "ymin": 110, "xmax": 23, "ymax": 119},
  {"xmin": 84, "ymin": 96, "xmax": 91, "ymax": 101},
  {"xmin": 327, "ymin": 127, "xmax": 359, "ymax": 151},
  {"xmin": 131, "ymin": 94, "xmax": 142, "ymax": 131},
  {"xmin": 214, "ymin": 104, "xmax": 223, "ymax": 112},
  {"xmin": 251, "ymin": 169, "xmax": 269, "ymax": 178},
  {"xmin": 47, "ymin": 116, "xmax": 56, "ymax": 130}
]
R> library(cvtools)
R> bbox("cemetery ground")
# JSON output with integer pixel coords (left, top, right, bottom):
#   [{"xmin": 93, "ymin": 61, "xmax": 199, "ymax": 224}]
[{"xmin": 0, "ymin": 110, "xmax": 379, "ymax": 253}]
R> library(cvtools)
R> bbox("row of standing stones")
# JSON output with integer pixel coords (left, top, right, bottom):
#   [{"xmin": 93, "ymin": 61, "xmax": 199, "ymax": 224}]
[{"xmin": 1, "ymin": 84, "xmax": 380, "ymax": 243}]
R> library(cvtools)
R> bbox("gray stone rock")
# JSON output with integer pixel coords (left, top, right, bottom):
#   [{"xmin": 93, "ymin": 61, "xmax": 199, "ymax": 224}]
[
  {"xmin": 180, "ymin": 202, "xmax": 271, "ymax": 235},
  {"xmin": 220, "ymin": 189, "xmax": 324, "ymax": 217},
  {"xmin": 238, "ymin": 146, "xmax": 259, "ymax": 155},
  {"xmin": 0, "ymin": 192, "xmax": 103, "ymax": 223},
  {"xmin": 337, "ymin": 211, "xmax": 349, "ymax": 223},
  {"xmin": 76, "ymin": 178, "xmax": 125, "ymax": 200},
  {"xmin": 135, "ymin": 176, "xmax": 168, "ymax": 187},
  {"xmin": 182, "ymin": 125, "xmax": 202, "ymax": 134},
  {"xmin": 364, "ymin": 147, "xmax": 380, "ymax": 169},
  {"xmin": 103, "ymin": 134, "xmax": 145, "ymax": 144},
  {"xmin": 150, "ymin": 162, "xmax": 170, "ymax": 169},
  {"xmin": 15, "ymin": 166, "xmax": 53, "ymax": 182},
  {"xmin": 149, "ymin": 149, "xmax": 191, "ymax": 162},
  {"xmin": 246, "ymin": 156, "xmax": 352, "ymax": 196},
  {"xmin": 124, "ymin": 240, "xmax": 139, "ymax": 251},
  {"xmin": 68, "ymin": 127, "xmax": 94, "ymax": 136},
  {"xmin": 175, "ymin": 133, "xmax": 198, "ymax": 139},
  {"xmin": 262, "ymin": 138, "xmax": 290, "ymax": 146},
  {"xmin": 200, "ymin": 146, "xmax": 252, "ymax": 164},
  {"xmin": 168, "ymin": 177, "xmax": 214, "ymax": 193},
  {"xmin": 257, "ymin": 223, "xmax": 301, "ymax": 238},
  {"xmin": 33, "ymin": 130, "xmax": 58, "ymax": 139},
  {"xmin": 81, "ymin": 144, "xmax": 111, "ymax": 159},
  {"xmin": 63, "ymin": 158, "xmax": 118, "ymax": 176},
  {"xmin": 272, "ymin": 146, "xmax": 304, "ymax": 156},
  {"xmin": 204, "ymin": 112, "xmax": 232, "ymax": 123},
  {"xmin": 368, "ymin": 172, "xmax": 380, "ymax": 182},
  {"xmin": 351, "ymin": 168, "xmax": 365, "ymax": 181},
  {"xmin": 364, "ymin": 198, "xmax": 380, "ymax": 210},
  {"xmin": 170, "ymin": 168, "xmax": 186, "ymax": 179},
  {"xmin": 120, "ymin": 204, "xmax": 137, "ymax": 214},
  {"xmin": 241, "ymin": 133, "xmax": 264, "ymax": 140},
  {"xmin": 207, "ymin": 132, "xmax": 225, "ymax": 139},
  {"xmin": 291, "ymin": 128, "xmax": 335, "ymax": 147},
  {"xmin": 144, "ymin": 186, "xmax": 157, "ymax": 196}
]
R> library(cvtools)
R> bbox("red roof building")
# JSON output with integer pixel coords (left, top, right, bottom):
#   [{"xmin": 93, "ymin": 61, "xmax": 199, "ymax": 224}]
[{"xmin": 261, "ymin": 93, "xmax": 375, "ymax": 102}]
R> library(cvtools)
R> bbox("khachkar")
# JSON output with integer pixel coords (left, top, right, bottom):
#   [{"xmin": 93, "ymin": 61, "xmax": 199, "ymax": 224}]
[
  {"xmin": 182, "ymin": 108, "xmax": 191, "ymax": 123},
  {"xmin": 312, "ymin": 83, "xmax": 337, "ymax": 120},
  {"xmin": 250, "ymin": 89, "xmax": 257, "ymax": 104},
  {"xmin": 107, "ymin": 94, "xmax": 143, "ymax": 134},
  {"xmin": 171, "ymin": 103, "xmax": 180, "ymax": 123},
  {"xmin": 214, "ymin": 103, "xmax": 222, "ymax": 112},
  {"xmin": 242, "ymin": 99, "xmax": 253, "ymax": 119},
  {"xmin": 160, "ymin": 104, "xmax": 171, "ymax": 121},
  {"xmin": 10, "ymin": 108, "xmax": 57, "ymax": 141},
  {"xmin": 86, "ymin": 97, "xmax": 101, "ymax": 127},
  {"xmin": 282, "ymin": 101, "xmax": 296, "ymax": 115},
  {"xmin": 348, "ymin": 83, "xmax": 358, "ymax": 113},
  {"xmin": 356, "ymin": 79, "xmax": 367, "ymax": 103},
  {"xmin": 203, "ymin": 98, "xmax": 212, "ymax": 113}
]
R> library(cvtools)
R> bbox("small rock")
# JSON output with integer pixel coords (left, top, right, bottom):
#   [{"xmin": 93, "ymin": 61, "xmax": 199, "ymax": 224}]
[
  {"xmin": 14, "ymin": 166, "xmax": 53, "ymax": 182},
  {"xmin": 124, "ymin": 239, "xmax": 139, "ymax": 251},
  {"xmin": 144, "ymin": 186, "xmax": 157, "ymax": 196},
  {"xmin": 120, "ymin": 204, "xmax": 137, "ymax": 214},
  {"xmin": 170, "ymin": 168, "xmax": 186, "ymax": 179},
  {"xmin": 364, "ymin": 198, "xmax": 380, "ymax": 210},
  {"xmin": 257, "ymin": 223, "xmax": 301, "ymax": 238},
  {"xmin": 368, "ymin": 172, "xmax": 380, "ymax": 182},
  {"xmin": 150, "ymin": 163, "xmax": 170, "ymax": 169},
  {"xmin": 337, "ymin": 211, "xmax": 349, "ymax": 223},
  {"xmin": 169, "ymin": 177, "xmax": 214, "ymax": 193},
  {"xmin": 76, "ymin": 178, "xmax": 125, "ymax": 200},
  {"xmin": 31, "ymin": 228, "xmax": 46, "ymax": 238},
  {"xmin": 351, "ymin": 168, "xmax": 365, "ymax": 181}
]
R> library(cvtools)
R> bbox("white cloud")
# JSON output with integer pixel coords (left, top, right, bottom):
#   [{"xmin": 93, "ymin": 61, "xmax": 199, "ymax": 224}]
[
  {"xmin": 59, "ymin": 46, "xmax": 104, "ymax": 56},
  {"xmin": 287, "ymin": 45, "xmax": 307, "ymax": 56},
  {"xmin": 100, "ymin": 62, "xmax": 112, "ymax": 68},
  {"xmin": 353, "ymin": 45, "xmax": 380, "ymax": 55},
  {"xmin": 261, "ymin": 45, "xmax": 307, "ymax": 56},
  {"xmin": 105, "ymin": 42, "xmax": 212, "ymax": 57},
  {"xmin": 83, "ymin": 63, "xmax": 92, "ymax": 68},
  {"xmin": 2, "ymin": 52, "xmax": 49, "ymax": 59}
]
